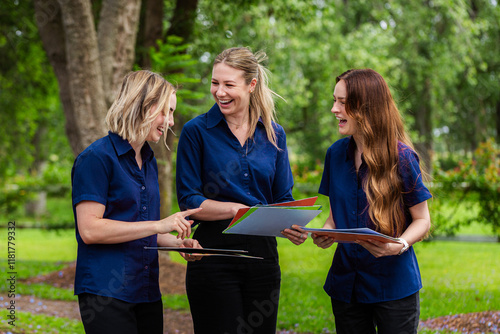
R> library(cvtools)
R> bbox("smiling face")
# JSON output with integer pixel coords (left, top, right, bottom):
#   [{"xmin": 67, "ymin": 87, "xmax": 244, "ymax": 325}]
[
  {"xmin": 146, "ymin": 93, "xmax": 177, "ymax": 143},
  {"xmin": 210, "ymin": 63, "xmax": 256, "ymax": 119},
  {"xmin": 332, "ymin": 79, "xmax": 358, "ymax": 137}
]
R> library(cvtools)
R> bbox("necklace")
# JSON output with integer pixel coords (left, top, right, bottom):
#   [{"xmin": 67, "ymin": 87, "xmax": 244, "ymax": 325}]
[{"xmin": 226, "ymin": 118, "xmax": 248, "ymax": 130}]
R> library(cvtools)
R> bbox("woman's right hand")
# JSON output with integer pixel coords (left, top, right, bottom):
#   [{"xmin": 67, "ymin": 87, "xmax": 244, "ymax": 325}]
[
  {"xmin": 311, "ymin": 234, "xmax": 335, "ymax": 249},
  {"xmin": 312, "ymin": 208, "xmax": 336, "ymax": 249},
  {"xmin": 158, "ymin": 208, "xmax": 202, "ymax": 239}
]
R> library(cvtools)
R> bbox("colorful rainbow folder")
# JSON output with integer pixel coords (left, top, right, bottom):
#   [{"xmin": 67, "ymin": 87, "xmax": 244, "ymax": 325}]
[{"xmin": 223, "ymin": 197, "xmax": 321, "ymax": 237}]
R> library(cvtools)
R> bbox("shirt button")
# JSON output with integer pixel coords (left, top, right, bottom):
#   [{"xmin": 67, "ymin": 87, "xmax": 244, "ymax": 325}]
[
  {"xmin": 141, "ymin": 186, "xmax": 146, "ymax": 190},
  {"xmin": 247, "ymin": 192, "xmax": 250, "ymax": 195},
  {"xmin": 352, "ymin": 211, "xmax": 356, "ymax": 215},
  {"xmin": 143, "ymin": 206, "xmax": 147, "ymax": 210},
  {"xmin": 145, "ymin": 266, "xmax": 148, "ymax": 270},
  {"xmin": 244, "ymin": 173, "xmax": 248, "ymax": 177}
]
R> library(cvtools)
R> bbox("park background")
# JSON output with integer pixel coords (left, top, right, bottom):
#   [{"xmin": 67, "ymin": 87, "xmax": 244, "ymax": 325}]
[{"xmin": 0, "ymin": 0, "xmax": 499, "ymax": 333}]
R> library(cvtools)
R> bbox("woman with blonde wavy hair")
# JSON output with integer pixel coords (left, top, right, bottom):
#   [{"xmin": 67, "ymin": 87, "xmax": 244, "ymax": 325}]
[
  {"xmin": 304, "ymin": 69, "xmax": 431, "ymax": 334},
  {"xmin": 176, "ymin": 47, "xmax": 304, "ymax": 333},
  {"xmin": 72, "ymin": 70, "xmax": 202, "ymax": 334}
]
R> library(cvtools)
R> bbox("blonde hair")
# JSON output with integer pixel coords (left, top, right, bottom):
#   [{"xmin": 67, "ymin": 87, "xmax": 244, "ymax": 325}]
[
  {"xmin": 337, "ymin": 69, "xmax": 417, "ymax": 237},
  {"xmin": 105, "ymin": 70, "xmax": 176, "ymax": 147},
  {"xmin": 214, "ymin": 47, "xmax": 283, "ymax": 147}
]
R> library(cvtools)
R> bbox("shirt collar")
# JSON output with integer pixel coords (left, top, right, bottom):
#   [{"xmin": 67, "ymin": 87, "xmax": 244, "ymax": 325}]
[
  {"xmin": 108, "ymin": 131, "xmax": 154, "ymax": 161},
  {"xmin": 207, "ymin": 103, "xmax": 225, "ymax": 129},
  {"xmin": 206, "ymin": 103, "xmax": 264, "ymax": 129}
]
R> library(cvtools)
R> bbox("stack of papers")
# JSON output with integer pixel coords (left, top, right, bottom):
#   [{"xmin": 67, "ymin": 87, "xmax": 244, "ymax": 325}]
[
  {"xmin": 223, "ymin": 197, "xmax": 322, "ymax": 238},
  {"xmin": 301, "ymin": 227, "xmax": 402, "ymax": 244}
]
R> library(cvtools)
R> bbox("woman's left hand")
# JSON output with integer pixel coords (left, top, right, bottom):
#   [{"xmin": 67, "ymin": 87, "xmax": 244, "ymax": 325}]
[
  {"xmin": 281, "ymin": 225, "xmax": 308, "ymax": 245},
  {"xmin": 356, "ymin": 239, "xmax": 404, "ymax": 258},
  {"xmin": 179, "ymin": 239, "xmax": 204, "ymax": 261}
]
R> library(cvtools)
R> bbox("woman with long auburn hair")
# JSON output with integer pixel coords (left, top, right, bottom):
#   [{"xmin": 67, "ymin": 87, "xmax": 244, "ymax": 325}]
[{"xmin": 297, "ymin": 69, "xmax": 432, "ymax": 333}]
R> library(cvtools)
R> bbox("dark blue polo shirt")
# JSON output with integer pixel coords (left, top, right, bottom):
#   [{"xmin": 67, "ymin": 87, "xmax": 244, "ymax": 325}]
[
  {"xmin": 319, "ymin": 136, "xmax": 432, "ymax": 303},
  {"xmin": 71, "ymin": 132, "xmax": 161, "ymax": 303},
  {"xmin": 176, "ymin": 103, "xmax": 294, "ymax": 262}
]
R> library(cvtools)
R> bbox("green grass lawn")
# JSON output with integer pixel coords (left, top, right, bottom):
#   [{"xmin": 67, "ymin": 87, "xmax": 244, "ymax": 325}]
[
  {"xmin": 0, "ymin": 227, "xmax": 498, "ymax": 333},
  {"xmin": 417, "ymin": 241, "xmax": 500, "ymax": 319},
  {"xmin": 0, "ymin": 311, "xmax": 83, "ymax": 334}
]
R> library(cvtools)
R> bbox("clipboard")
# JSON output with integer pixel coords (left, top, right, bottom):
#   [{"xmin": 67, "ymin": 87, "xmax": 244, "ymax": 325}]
[
  {"xmin": 301, "ymin": 227, "xmax": 402, "ymax": 244},
  {"xmin": 144, "ymin": 246, "xmax": 264, "ymax": 259}
]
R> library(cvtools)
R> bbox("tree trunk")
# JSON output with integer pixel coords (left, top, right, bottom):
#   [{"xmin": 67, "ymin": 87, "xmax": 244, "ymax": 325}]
[
  {"xmin": 98, "ymin": 0, "xmax": 141, "ymax": 107},
  {"xmin": 166, "ymin": 0, "xmax": 199, "ymax": 39},
  {"xmin": 139, "ymin": 0, "xmax": 164, "ymax": 69},
  {"xmin": 34, "ymin": 0, "xmax": 81, "ymax": 155},
  {"xmin": 36, "ymin": 0, "xmax": 142, "ymax": 157},
  {"xmin": 57, "ymin": 0, "xmax": 108, "ymax": 155}
]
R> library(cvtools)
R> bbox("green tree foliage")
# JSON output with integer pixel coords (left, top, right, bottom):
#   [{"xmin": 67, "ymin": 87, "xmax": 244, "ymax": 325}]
[
  {"xmin": 0, "ymin": 1, "xmax": 72, "ymax": 216},
  {"xmin": 184, "ymin": 0, "xmax": 499, "ymax": 167},
  {"xmin": 147, "ymin": 36, "xmax": 205, "ymax": 116}
]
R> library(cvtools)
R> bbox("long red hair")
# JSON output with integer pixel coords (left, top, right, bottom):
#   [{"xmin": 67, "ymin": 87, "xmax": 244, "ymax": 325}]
[{"xmin": 337, "ymin": 69, "xmax": 414, "ymax": 237}]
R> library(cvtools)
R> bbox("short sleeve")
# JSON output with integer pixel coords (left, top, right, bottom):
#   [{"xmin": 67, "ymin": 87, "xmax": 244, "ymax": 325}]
[
  {"xmin": 176, "ymin": 122, "xmax": 207, "ymax": 210},
  {"xmin": 271, "ymin": 125, "xmax": 294, "ymax": 203},
  {"xmin": 71, "ymin": 149, "xmax": 109, "ymax": 208},
  {"xmin": 399, "ymin": 146, "xmax": 432, "ymax": 207},
  {"xmin": 318, "ymin": 147, "xmax": 331, "ymax": 196}
]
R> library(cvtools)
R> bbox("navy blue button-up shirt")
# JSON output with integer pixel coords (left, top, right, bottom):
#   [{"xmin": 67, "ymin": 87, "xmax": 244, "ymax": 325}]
[
  {"xmin": 319, "ymin": 136, "xmax": 432, "ymax": 303},
  {"xmin": 71, "ymin": 132, "xmax": 161, "ymax": 303},
  {"xmin": 176, "ymin": 103, "xmax": 294, "ymax": 262}
]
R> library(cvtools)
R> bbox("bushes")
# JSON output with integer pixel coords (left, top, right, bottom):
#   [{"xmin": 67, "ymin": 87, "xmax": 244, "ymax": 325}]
[
  {"xmin": 432, "ymin": 138, "xmax": 500, "ymax": 240},
  {"xmin": 1, "ymin": 154, "xmax": 73, "ymax": 229}
]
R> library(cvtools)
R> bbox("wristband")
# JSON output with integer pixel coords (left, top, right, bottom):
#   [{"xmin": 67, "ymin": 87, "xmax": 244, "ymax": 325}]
[{"xmin": 397, "ymin": 237, "xmax": 410, "ymax": 255}]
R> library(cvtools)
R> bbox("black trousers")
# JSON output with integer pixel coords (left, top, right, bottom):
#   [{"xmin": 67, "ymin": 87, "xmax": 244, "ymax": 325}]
[
  {"xmin": 331, "ymin": 292, "xmax": 420, "ymax": 334},
  {"xmin": 78, "ymin": 293, "xmax": 163, "ymax": 334},
  {"xmin": 186, "ymin": 261, "xmax": 281, "ymax": 334}
]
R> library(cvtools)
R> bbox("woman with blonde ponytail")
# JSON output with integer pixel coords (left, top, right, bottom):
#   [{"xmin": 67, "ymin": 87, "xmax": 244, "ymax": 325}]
[
  {"xmin": 176, "ymin": 47, "xmax": 302, "ymax": 333},
  {"xmin": 305, "ymin": 69, "xmax": 431, "ymax": 334}
]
